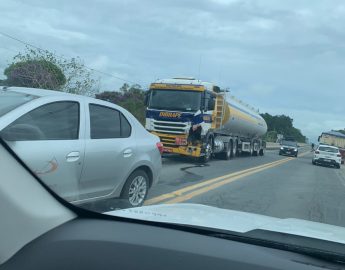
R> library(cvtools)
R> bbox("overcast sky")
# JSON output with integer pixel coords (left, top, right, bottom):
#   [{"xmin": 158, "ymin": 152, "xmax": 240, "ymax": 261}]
[{"xmin": 1, "ymin": 0, "xmax": 345, "ymax": 141}]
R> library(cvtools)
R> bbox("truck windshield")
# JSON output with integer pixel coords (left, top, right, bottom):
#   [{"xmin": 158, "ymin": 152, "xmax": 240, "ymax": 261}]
[
  {"xmin": 149, "ymin": 90, "xmax": 202, "ymax": 112},
  {"xmin": 0, "ymin": 91, "xmax": 37, "ymax": 117}
]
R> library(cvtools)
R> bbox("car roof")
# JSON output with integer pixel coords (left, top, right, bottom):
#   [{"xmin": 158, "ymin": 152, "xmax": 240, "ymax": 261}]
[{"xmin": 1, "ymin": 86, "xmax": 82, "ymax": 98}]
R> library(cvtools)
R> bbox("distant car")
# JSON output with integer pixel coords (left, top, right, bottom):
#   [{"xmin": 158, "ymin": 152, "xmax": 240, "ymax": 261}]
[
  {"xmin": 0, "ymin": 87, "xmax": 162, "ymax": 207},
  {"xmin": 279, "ymin": 140, "xmax": 298, "ymax": 157},
  {"xmin": 312, "ymin": 145, "xmax": 341, "ymax": 169}
]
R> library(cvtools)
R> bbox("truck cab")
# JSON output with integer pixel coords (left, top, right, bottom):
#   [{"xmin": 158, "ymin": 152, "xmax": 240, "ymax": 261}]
[{"xmin": 145, "ymin": 78, "xmax": 217, "ymax": 159}]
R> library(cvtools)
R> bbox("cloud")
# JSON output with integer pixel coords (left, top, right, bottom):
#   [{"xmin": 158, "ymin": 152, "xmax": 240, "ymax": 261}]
[{"xmin": 0, "ymin": 0, "xmax": 345, "ymax": 140}]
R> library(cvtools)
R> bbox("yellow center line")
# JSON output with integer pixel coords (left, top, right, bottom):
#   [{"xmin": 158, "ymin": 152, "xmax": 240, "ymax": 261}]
[{"xmin": 145, "ymin": 151, "xmax": 310, "ymax": 205}]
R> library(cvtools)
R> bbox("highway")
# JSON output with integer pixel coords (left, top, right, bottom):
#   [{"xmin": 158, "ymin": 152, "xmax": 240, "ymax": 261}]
[{"xmin": 145, "ymin": 148, "xmax": 345, "ymax": 228}]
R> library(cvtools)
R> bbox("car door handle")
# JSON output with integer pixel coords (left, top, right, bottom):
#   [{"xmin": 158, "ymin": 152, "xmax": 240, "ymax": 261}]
[
  {"xmin": 66, "ymin": 151, "xmax": 80, "ymax": 162},
  {"xmin": 123, "ymin": 149, "xmax": 133, "ymax": 158}
]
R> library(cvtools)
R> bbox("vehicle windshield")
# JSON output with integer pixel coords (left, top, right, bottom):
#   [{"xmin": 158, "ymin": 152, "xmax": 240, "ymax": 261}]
[
  {"xmin": 0, "ymin": 91, "xmax": 37, "ymax": 117},
  {"xmin": 2, "ymin": 0, "xmax": 345, "ymax": 257},
  {"xmin": 281, "ymin": 140, "xmax": 297, "ymax": 147},
  {"xmin": 318, "ymin": 146, "xmax": 339, "ymax": 153},
  {"xmin": 149, "ymin": 90, "xmax": 202, "ymax": 112}
]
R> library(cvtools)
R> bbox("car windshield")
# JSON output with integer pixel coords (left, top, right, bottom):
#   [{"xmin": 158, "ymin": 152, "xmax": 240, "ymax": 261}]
[
  {"xmin": 282, "ymin": 141, "xmax": 297, "ymax": 147},
  {"xmin": 318, "ymin": 146, "xmax": 339, "ymax": 153},
  {"xmin": 2, "ymin": 0, "xmax": 345, "ymax": 258},
  {"xmin": 0, "ymin": 91, "xmax": 37, "ymax": 117},
  {"xmin": 149, "ymin": 90, "xmax": 202, "ymax": 112}
]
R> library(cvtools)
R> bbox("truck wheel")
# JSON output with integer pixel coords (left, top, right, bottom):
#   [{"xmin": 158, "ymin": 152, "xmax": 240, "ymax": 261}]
[
  {"xmin": 259, "ymin": 149, "xmax": 265, "ymax": 156},
  {"xmin": 220, "ymin": 141, "xmax": 231, "ymax": 160},
  {"xmin": 200, "ymin": 139, "xmax": 213, "ymax": 163},
  {"xmin": 231, "ymin": 141, "xmax": 237, "ymax": 159}
]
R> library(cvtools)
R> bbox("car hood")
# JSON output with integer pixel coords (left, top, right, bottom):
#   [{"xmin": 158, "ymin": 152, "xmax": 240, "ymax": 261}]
[{"xmin": 107, "ymin": 203, "xmax": 345, "ymax": 244}]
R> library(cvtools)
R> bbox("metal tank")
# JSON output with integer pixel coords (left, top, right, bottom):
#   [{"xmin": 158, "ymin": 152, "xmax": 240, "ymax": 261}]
[{"xmin": 216, "ymin": 94, "xmax": 267, "ymax": 138}]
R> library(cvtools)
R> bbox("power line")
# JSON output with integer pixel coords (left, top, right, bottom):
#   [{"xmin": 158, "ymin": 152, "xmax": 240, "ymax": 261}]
[{"xmin": 0, "ymin": 31, "xmax": 140, "ymax": 85}]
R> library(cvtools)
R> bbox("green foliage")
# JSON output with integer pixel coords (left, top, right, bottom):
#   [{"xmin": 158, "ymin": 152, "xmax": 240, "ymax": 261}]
[
  {"xmin": 4, "ymin": 59, "xmax": 66, "ymax": 90},
  {"xmin": 261, "ymin": 113, "xmax": 306, "ymax": 143},
  {"xmin": 2, "ymin": 47, "xmax": 99, "ymax": 96},
  {"xmin": 265, "ymin": 130, "xmax": 278, "ymax": 142},
  {"xmin": 96, "ymin": 83, "xmax": 146, "ymax": 125},
  {"xmin": 337, "ymin": 130, "xmax": 345, "ymax": 135}
]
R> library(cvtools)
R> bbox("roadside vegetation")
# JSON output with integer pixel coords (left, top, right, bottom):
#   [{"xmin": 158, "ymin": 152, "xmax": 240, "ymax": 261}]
[
  {"xmin": 261, "ymin": 113, "xmax": 306, "ymax": 143},
  {"xmin": 1, "ymin": 47, "xmax": 307, "ymax": 141}
]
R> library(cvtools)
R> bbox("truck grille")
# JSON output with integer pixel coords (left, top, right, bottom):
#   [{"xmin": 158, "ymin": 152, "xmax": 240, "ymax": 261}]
[
  {"xmin": 159, "ymin": 136, "xmax": 178, "ymax": 148},
  {"xmin": 152, "ymin": 119, "xmax": 188, "ymax": 134}
]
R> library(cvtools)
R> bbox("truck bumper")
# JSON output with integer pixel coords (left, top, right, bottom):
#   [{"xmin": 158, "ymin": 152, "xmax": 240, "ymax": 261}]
[
  {"xmin": 163, "ymin": 145, "xmax": 202, "ymax": 157},
  {"xmin": 151, "ymin": 131, "xmax": 202, "ymax": 157}
]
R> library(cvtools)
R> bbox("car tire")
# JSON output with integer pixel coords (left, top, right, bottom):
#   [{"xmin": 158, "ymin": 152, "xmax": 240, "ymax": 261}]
[
  {"xmin": 121, "ymin": 170, "xmax": 149, "ymax": 207},
  {"xmin": 336, "ymin": 164, "xmax": 341, "ymax": 169},
  {"xmin": 312, "ymin": 160, "xmax": 316, "ymax": 165},
  {"xmin": 295, "ymin": 154, "xmax": 298, "ymax": 158}
]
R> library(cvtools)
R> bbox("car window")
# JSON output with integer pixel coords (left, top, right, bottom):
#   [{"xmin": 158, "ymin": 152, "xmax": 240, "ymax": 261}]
[
  {"xmin": 2, "ymin": 101, "xmax": 79, "ymax": 141},
  {"xmin": 120, "ymin": 113, "xmax": 131, "ymax": 138},
  {"xmin": 281, "ymin": 140, "xmax": 297, "ymax": 147},
  {"xmin": 89, "ymin": 104, "xmax": 123, "ymax": 139},
  {"xmin": 318, "ymin": 146, "xmax": 338, "ymax": 153},
  {"xmin": 0, "ymin": 91, "xmax": 37, "ymax": 117}
]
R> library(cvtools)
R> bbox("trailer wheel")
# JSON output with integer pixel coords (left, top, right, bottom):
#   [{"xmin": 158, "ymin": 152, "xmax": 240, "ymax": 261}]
[
  {"xmin": 219, "ymin": 141, "xmax": 231, "ymax": 160},
  {"xmin": 259, "ymin": 148, "xmax": 265, "ymax": 156},
  {"xmin": 231, "ymin": 140, "xmax": 237, "ymax": 159},
  {"xmin": 250, "ymin": 143, "xmax": 254, "ymax": 156}
]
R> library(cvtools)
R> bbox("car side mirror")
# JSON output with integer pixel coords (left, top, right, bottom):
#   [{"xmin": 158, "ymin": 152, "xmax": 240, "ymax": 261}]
[{"xmin": 0, "ymin": 124, "xmax": 45, "ymax": 141}]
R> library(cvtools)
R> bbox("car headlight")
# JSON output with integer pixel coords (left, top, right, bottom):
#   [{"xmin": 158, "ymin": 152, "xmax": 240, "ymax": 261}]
[
  {"xmin": 280, "ymin": 147, "xmax": 284, "ymax": 150},
  {"xmin": 294, "ymin": 148, "xmax": 298, "ymax": 151}
]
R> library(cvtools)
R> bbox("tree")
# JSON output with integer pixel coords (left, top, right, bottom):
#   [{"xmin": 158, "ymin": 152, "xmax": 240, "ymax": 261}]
[
  {"xmin": 96, "ymin": 84, "xmax": 146, "ymax": 125},
  {"xmin": 4, "ymin": 60, "xmax": 66, "ymax": 90},
  {"xmin": 261, "ymin": 113, "xmax": 306, "ymax": 143},
  {"xmin": 2, "ymin": 47, "xmax": 99, "ymax": 96}
]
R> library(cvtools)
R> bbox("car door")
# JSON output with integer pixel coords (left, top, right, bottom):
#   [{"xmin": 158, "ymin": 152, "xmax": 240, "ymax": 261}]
[
  {"xmin": 1, "ymin": 101, "xmax": 85, "ymax": 202},
  {"xmin": 78, "ymin": 103, "xmax": 136, "ymax": 201}
]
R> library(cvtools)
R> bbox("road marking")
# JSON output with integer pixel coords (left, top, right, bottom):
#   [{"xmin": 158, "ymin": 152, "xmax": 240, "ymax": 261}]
[{"xmin": 145, "ymin": 151, "xmax": 310, "ymax": 205}]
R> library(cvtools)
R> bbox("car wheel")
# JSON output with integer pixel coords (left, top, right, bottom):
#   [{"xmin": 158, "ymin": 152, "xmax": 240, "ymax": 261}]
[
  {"xmin": 279, "ymin": 151, "xmax": 282, "ymax": 155},
  {"xmin": 121, "ymin": 170, "xmax": 149, "ymax": 207},
  {"xmin": 336, "ymin": 164, "xmax": 341, "ymax": 169}
]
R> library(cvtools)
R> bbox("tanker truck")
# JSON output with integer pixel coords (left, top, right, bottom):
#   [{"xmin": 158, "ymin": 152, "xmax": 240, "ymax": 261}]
[{"xmin": 145, "ymin": 78, "xmax": 268, "ymax": 163}]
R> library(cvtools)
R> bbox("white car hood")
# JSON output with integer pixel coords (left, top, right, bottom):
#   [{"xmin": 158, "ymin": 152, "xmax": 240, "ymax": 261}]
[{"xmin": 107, "ymin": 203, "xmax": 345, "ymax": 244}]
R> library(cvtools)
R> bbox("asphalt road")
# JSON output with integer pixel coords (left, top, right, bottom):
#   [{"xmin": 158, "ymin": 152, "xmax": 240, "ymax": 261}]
[{"xmin": 146, "ymin": 148, "xmax": 345, "ymax": 228}]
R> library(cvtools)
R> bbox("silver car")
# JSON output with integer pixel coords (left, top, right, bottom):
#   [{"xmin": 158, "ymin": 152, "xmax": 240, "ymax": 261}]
[{"xmin": 0, "ymin": 87, "xmax": 162, "ymax": 207}]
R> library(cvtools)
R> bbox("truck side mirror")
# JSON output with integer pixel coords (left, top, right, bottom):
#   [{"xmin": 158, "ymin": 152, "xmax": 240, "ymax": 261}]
[{"xmin": 208, "ymin": 98, "xmax": 215, "ymax": 111}]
